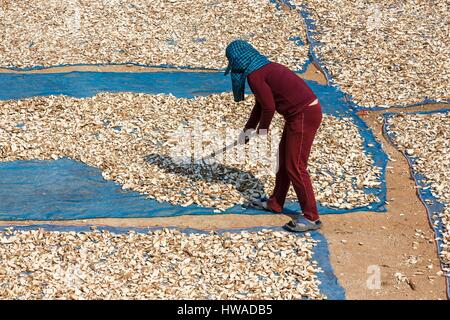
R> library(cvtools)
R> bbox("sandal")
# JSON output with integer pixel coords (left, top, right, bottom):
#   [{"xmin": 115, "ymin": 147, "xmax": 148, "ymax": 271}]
[
  {"xmin": 284, "ymin": 219, "xmax": 322, "ymax": 233},
  {"xmin": 249, "ymin": 199, "xmax": 282, "ymax": 213}
]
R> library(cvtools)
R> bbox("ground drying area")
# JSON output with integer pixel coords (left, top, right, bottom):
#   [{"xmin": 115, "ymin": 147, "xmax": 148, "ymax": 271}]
[
  {"xmin": 334, "ymin": 104, "xmax": 448, "ymax": 299},
  {"xmin": 0, "ymin": 0, "xmax": 308, "ymax": 70},
  {"xmin": 0, "ymin": 227, "xmax": 330, "ymax": 300},
  {"xmin": 0, "ymin": 0, "xmax": 449, "ymax": 300},
  {"xmin": 384, "ymin": 111, "xmax": 450, "ymax": 281},
  {"xmin": 0, "ymin": 93, "xmax": 381, "ymax": 211},
  {"xmin": 0, "ymin": 66, "xmax": 447, "ymax": 300},
  {"xmin": 299, "ymin": 0, "xmax": 448, "ymax": 107},
  {"xmin": 1, "ymin": 0, "xmax": 447, "ymax": 107}
]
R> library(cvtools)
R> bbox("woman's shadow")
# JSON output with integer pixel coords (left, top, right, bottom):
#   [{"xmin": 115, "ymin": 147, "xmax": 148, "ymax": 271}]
[{"xmin": 144, "ymin": 153, "xmax": 297, "ymax": 216}]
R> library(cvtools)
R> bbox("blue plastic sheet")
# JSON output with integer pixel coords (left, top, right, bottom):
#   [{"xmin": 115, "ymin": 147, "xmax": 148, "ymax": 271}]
[
  {"xmin": 0, "ymin": 224, "xmax": 345, "ymax": 300},
  {"xmin": 383, "ymin": 109, "xmax": 450, "ymax": 299},
  {"xmin": 292, "ymin": 1, "xmax": 449, "ymax": 111},
  {"xmin": 0, "ymin": 69, "xmax": 387, "ymax": 220},
  {"xmin": 0, "ymin": 71, "xmax": 230, "ymax": 100}
]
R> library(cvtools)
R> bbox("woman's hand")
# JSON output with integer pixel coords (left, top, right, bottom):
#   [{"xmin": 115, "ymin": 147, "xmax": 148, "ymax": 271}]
[{"xmin": 238, "ymin": 129, "xmax": 255, "ymax": 145}]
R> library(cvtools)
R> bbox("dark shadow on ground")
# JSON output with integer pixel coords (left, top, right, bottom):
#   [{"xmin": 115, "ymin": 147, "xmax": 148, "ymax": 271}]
[
  {"xmin": 144, "ymin": 153, "xmax": 265, "ymax": 202},
  {"xmin": 144, "ymin": 153, "xmax": 298, "ymax": 217}
]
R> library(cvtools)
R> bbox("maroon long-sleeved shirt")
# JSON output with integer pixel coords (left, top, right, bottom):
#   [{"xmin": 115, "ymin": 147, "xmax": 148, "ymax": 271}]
[{"xmin": 245, "ymin": 62, "xmax": 317, "ymax": 131}]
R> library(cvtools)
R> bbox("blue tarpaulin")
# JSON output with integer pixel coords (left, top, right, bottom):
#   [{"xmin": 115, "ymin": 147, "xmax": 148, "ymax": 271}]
[
  {"xmin": 0, "ymin": 224, "xmax": 346, "ymax": 300},
  {"xmin": 0, "ymin": 69, "xmax": 387, "ymax": 220},
  {"xmin": 0, "ymin": 71, "xmax": 228, "ymax": 100},
  {"xmin": 383, "ymin": 109, "xmax": 450, "ymax": 298}
]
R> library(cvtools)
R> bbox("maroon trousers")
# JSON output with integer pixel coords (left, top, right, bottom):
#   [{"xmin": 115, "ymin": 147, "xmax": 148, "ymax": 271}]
[{"xmin": 267, "ymin": 103, "xmax": 323, "ymax": 221}]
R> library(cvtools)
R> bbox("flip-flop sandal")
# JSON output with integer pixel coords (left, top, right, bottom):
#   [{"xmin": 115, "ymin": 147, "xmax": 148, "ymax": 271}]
[
  {"xmin": 248, "ymin": 199, "xmax": 282, "ymax": 213},
  {"xmin": 284, "ymin": 220, "xmax": 322, "ymax": 233}
]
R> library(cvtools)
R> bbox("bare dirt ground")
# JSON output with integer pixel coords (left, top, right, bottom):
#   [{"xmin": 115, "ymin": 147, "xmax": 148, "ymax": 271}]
[
  {"xmin": 0, "ymin": 63, "xmax": 447, "ymax": 299},
  {"xmin": 0, "ymin": 61, "xmax": 326, "ymax": 83},
  {"xmin": 325, "ymin": 103, "xmax": 448, "ymax": 300}
]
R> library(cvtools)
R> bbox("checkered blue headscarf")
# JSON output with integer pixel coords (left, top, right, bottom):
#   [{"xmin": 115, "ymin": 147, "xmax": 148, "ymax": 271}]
[{"xmin": 224, "ymin": 40, "xmax": 270, "ymax": 102}]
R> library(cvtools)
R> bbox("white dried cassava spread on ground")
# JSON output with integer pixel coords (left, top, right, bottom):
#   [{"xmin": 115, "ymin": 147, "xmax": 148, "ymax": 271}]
[
  {"xmin": 0, "ymin": 0, "xmax": 308, "ymax": 70},
  {"xmin": 0, "ymin": 228, "xmax": 325, "ymax": 299},
  {"xmin": 386, "ymin": 112, "xmax": 450, "ymax": 275},
  {"xmin": 288, "ymin": 0, "xmax": 448, "ymax": 107},
  {"xmin": 0, "ymin": 93, "xmax": 382, "ymax": 211},
  {"xmin": 1, "ymin": 1, "xmax": 446, "ymax": 107}
]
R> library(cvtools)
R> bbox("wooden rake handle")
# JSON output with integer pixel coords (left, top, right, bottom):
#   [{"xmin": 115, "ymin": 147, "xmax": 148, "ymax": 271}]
[
  {"xmin": 201, "ymin": 140, "xmax": 239, "ymax": 163},
  {"xmin": 200, "ymin": 130, "xmax": 255, "ymax": 163}
]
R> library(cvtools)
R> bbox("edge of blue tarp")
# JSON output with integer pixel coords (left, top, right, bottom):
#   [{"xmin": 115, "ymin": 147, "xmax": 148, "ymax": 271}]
[
  {"xmin": 1, "ymin": 62, "xmax": 220, "ymax": 72},
  {"xmin": 382, "ymin": 108, "xmax": 450, "ymax": 299},
  {"xmin": 0, "ymin": 61, "xmax": 311, "ymax": 76},
  {"xmin": 292, "ymin": 1, "xmax": 449, "ymax": 111},
  {"xmin": 0, "ymin": 224, "xmax": 346, "ymax": 300},
  {"xmin": 0, "ymin": 69, "xmax": 388, "ymax": 220}
]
